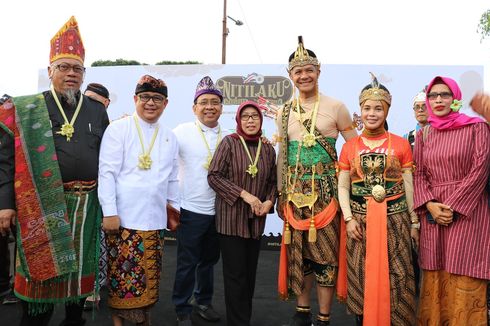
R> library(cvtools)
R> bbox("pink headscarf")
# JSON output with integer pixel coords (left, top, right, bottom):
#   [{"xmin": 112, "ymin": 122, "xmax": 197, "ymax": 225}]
[{"xmin": 426, "ymin": 76, "xmax": 485, "ymax": 130}]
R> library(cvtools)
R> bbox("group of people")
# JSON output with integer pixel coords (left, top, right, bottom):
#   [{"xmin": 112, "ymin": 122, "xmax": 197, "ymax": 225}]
[{"xmin": 0, "ymin": 16, "xmax": 489, "ymax": 326}]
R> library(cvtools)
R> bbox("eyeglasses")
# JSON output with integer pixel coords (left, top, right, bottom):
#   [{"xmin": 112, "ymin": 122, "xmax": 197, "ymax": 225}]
[
  {"xmin": 427, "ymin": 92, "xmax": 452, "ymax": 100},
  {"xmin": 413, "ymin": 104, "xmax": 426, "ymax": 112},
  {"xmin": 197, "ymin": 100, "xmax": 221, "ymax": 107},
  {"xmin": 240, "ymin": 114, "xmax": 261, "ymax": 121},
  {"xmin": 138, "ymin": 94, "xmax": 165, "ymax": 104},
  {"xmin": 54, "ymin": 63, "xmax": 86, "ymax": 74}
]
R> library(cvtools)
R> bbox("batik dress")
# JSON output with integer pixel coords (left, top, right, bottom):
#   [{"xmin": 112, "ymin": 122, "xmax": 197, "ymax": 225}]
[{"xmin": 339, "ymin": 132, "xmax": 416, "ymax": 325}]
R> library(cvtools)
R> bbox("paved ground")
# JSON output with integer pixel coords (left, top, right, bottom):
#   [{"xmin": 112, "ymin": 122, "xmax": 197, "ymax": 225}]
[{"xmin": 0, "ymin": 243, "xmax": 355, "ymax": 325}]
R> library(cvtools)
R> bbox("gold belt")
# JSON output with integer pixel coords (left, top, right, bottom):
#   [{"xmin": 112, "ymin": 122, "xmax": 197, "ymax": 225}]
[{"xmin": 63, "ymin": 180, "xmax": 97, "ymax": 193}]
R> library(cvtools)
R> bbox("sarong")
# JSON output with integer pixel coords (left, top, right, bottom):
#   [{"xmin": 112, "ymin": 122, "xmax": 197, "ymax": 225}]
[
  {"xmin": 417, "ymin": 270, "xmax": 488, "ymax": 326},
  {"xmin": 106, "ymin": 228, "xmax": 164, "ymax": 323},
  {"xmin": 346, "ymin": 211, "xmax": 416, "ymax": 326},
  {"xmin": 14, "ymin": 189, "xmax": 102, "ymax": 310}
]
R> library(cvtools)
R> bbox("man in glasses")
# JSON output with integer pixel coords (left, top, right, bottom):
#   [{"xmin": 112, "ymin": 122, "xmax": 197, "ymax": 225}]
[
  {"xmin": 0, "ymin": 16, "xmax": 109, "ymax": 326},
  {"xmin": 172, "ymin": 76, "xmax": 223, "ymax": 325},
  {"xmin": 98, "ymin": 74, "xmax": 179, "ymax": 326},
  {"xmin": 404, "ymin": 89, "xmax": 429, "ymax": 150}
]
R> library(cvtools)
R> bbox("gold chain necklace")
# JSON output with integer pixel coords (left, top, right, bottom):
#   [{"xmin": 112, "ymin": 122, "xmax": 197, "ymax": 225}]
[
  {"xmin": 239, "ymin": 136, "xmax": 262, "ymax": 178},
  {"xmin": 295, "ymin": 93, "xmax": 320, "ymax": 148},
  {"xmin": 134, "ymin": 114, "xmax": 159, "ymax": 170},
  {"xmin": 50, "ymin": 85, "xmax": 83, "ymax": 142},
  {"xmin": 195, "ymin": 122, "xmax": 222, "ymax": 170}
]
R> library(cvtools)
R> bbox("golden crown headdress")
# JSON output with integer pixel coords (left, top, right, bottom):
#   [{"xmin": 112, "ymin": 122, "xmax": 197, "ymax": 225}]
[
  {"xmin": 287, "ymin": 36, "xmax": 320, "ymax": 72},
  {"xmin": 359, "ymin": 72, "xmax": 392, "ymax": 105}
]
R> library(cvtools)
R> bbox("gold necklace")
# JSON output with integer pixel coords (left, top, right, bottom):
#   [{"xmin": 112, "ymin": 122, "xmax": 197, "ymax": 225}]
[
  {"xmin": 134, "ymin": 114, "xmax": 159, "ymax": 170},
  {"xmin": 361, "ymin": 136, "xmax": 387, "ymax": 150},
  {"xmin": 238, "ymin": 136, "xmax": 262, "ymax": 178},
  {"xmin": 50, "ymin": 85, "xmax": 83, "ymax": 142},
  {"xmin": 195, "ymin": 122, "xmax": 222, "ymax": 170},
  {"xmin": 295, "ymin": 93, "xmax": 320, "ymax": 148}
]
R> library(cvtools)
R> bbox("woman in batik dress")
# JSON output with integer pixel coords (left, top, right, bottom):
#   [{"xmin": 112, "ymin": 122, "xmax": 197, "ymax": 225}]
[
  {"xmin": 338, "ymin": 75, "xmax": 419, "ymax": 326},
  {"xmin": 413, "ymin": 76, "xmax": 490, "ymax": 326}
]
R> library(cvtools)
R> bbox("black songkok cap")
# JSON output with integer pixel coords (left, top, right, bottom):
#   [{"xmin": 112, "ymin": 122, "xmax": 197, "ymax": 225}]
[
  {"xmin": 85, "ymin": 83, "xmax": 109, "ymax": 99},
  {"xmin": 135, "ymin": 75, "xmax": 168, "ymax": 97}
]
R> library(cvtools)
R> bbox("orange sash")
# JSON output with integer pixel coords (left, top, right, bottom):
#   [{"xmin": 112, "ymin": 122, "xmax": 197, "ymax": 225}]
[
  {"xmin": 278, "ymin": 199, "xmax": 342, "ymax": 300},
  {"xmin": 363, "ymin": 193, "xmax": 402, "ymax": 326}
]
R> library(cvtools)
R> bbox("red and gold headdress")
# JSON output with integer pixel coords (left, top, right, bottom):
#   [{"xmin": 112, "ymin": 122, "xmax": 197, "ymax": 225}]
[{"xmin": 49, "ymin": 16, "xmax": 85, "ymax": 64}]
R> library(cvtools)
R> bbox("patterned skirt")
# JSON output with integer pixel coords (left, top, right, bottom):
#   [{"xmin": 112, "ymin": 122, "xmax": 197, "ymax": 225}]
[
  {"xmin": 106, "ymin": 228, "xmax": 164, "ymax": 323},
  {"xmin": 14, "ymin": 190, "xmax": 101, "ymax": 312},
  {"xmin": 346, "ymin": 211, "xmax": 416, "ymax": 325},
  {"xmin": 417, "ymin": 270, "xmax": 488, "ymax": 326},
  {"xmin": 287, "ymin": 212, "xmax": 340, "ymax": 296}
]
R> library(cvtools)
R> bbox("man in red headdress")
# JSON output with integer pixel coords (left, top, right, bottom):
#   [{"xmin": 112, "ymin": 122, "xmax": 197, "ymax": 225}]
[{"xmin": 0, "ymin": 16, "xmax": 109, "ymax": 326}]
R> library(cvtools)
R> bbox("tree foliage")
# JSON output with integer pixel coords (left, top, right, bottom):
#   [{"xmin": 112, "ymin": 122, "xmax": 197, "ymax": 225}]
[
  {"xmin": 477, "ymin": 9, "xmax": 490, "ymax": 42},
  {"xmin": 90, "ymin": 59, "xmax": 201, "ymax": 67},
  {"xmin": 91, "ymin": 59, "xmax": 145, "ymax": 66},
  {"xmin": 155, "ymin": 60, "xmax": 201, "ymax": 65}
]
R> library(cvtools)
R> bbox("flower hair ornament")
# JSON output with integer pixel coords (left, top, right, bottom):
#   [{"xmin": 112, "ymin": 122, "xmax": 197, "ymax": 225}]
[{"xmin": 450, "ymin": 99, "xmax": 463, "ymax": 112}]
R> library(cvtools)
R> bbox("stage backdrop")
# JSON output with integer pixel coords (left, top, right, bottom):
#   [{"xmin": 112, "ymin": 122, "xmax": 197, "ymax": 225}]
[{"xmin": 39, "ymin": 64, "xmax": 483, "ymax": 248}]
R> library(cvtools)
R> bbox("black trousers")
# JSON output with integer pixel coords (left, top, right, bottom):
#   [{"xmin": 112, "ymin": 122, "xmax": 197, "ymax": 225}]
[
  {"xmin": 0, "ymin": 233, "xmax": 11, "ymax": 292},
  {"xmin": 19, "ymin": 299, "xmax": 86, "ymax": 326},
  {"xmin": 219, "ymin": 234, "xmax": 261, "ymax": 326}
]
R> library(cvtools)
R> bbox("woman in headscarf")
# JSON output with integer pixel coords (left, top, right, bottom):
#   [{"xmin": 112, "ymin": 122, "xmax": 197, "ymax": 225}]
[
  {"xmin": 413, "ymin": 76, "xmax": 490, "ymax": 325},
  {"xmin": 207, "ymin": 100, "xmax": 277, "ymax": 326},
  {"xmin": 337, "ymin": 74, "xmax": 418, "ymax": 326}
]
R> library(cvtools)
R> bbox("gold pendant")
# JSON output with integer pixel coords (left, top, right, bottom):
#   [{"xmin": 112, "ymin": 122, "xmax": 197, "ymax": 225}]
[
  {"xmin": 57, "ymin": 123, "xmax": 74, "ymax": 141},
  {"xmin": 138, "ymin": 154, "xmax": 152, "ymax": 170},
  {"xmin": 290, "ymin": 192, "xmax": 318, "ymax": 210},
  {"xmin": 246, "ymin": 164, "xmax": 258, "ymax": 178},
  {"xmin": 303, "ymin": 133, "xmax": 316, "ymax": 148},
  {"xmin": 371, "ymin": 184, "xmax": 386, "ymax": 202},
  {"xmin": 202, "ymin": 156, "xmax": 212, "ymax": 170}
]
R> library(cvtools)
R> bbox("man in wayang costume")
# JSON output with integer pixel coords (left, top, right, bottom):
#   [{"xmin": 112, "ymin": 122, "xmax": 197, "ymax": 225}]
[{"xmin": 276, "ymin": 36, "xmax": 357, "ymax": 326}]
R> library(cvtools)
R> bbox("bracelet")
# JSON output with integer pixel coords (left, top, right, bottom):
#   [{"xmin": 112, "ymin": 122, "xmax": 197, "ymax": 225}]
[
  {"xmin": 344, "ymin": 216, "xmax": 353, "ymax": 223},
  {"xmin": 411, "ymin": 222, "xmax": 420, "ymax": 229}
]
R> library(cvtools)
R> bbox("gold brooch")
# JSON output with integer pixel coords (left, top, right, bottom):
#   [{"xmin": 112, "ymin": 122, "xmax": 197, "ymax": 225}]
[{"xmin": 57, "ymin": 123, "xmax": 75, "ymax": 141}]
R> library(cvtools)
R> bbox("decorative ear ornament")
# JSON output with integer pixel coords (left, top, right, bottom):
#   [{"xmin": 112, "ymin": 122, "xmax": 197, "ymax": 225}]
[
  {"xmin": 450, "ymin": 99, "xmax": 462, "ymax": 112},
  {"xmin": 352, "ymin": 112, "xmax": 364, "ymax": 130}
]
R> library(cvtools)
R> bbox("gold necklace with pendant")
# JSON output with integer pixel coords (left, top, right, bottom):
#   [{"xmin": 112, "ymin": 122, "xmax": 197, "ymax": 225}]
[
  {"xmin": 195, "ymin": 122, "xmax": 222, "ymax": 170},
  {"xmin": 50, "ymin": 85, "xmax": 83, "ymax": 142},
  {"xmin": 134, "ymin": 114, "xmax": 159, "ymax": 170},
  {"xmin": 239, "ymin": 136, "xmax": 262, "ymax": 178},
  {"xmin": 295, "ymin": 93, "xmax": 320, "ymax": 148}
]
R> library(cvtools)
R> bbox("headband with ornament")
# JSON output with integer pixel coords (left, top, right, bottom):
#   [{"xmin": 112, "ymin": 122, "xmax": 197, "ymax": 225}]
[
  {"xmin": 359, "ymin": 72, "xmax": 392, "ymax": 106},
  {"xmin": 287, "ymin": 36, "xmax": 320, "ymax": 72}
]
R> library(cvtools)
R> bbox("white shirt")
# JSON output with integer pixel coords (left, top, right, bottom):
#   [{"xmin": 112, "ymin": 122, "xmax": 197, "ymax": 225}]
[
  {"xmin": 173, "ymin": 120, "xmax": 225, "ymax": 215},
  {"xmin": 98, "ymin": 113, "xmax": 179, "ymax": 231}
]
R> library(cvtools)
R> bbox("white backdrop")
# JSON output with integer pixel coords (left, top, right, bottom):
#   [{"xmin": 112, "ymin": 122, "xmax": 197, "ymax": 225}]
[{"xmin": 38, "ymin": 64, "xmax": 483, "ymax": 236}]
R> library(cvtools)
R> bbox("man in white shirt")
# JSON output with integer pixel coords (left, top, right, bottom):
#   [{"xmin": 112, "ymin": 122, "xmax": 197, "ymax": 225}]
[
  {"xmin": 98, "ymin": 75, "xmax": 179, "ymax": 326},
  {"xmin": 172, "ymin": 76, "xmax": 223, "ymax": 325}
]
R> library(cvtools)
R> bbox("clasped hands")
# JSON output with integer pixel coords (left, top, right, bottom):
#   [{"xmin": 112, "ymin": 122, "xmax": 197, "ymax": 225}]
[
  {"xmin": 426, "ymin": 201, "xmax": 453, "ymax": 226},
  {"xmin": 240, "ymin": 190, "xmax": 272, "ymax": 216}
]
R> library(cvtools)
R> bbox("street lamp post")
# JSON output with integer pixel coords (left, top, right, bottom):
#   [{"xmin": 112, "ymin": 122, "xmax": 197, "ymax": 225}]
[{"xmin": 221, "ymin": 0, "xmax": 243, "ymax": 64}]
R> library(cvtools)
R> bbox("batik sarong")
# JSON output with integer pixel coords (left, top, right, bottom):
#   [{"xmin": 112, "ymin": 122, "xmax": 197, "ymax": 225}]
[{"xmin": 418, "ymin": 270, "xmax": 488, "ymax": 326}]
